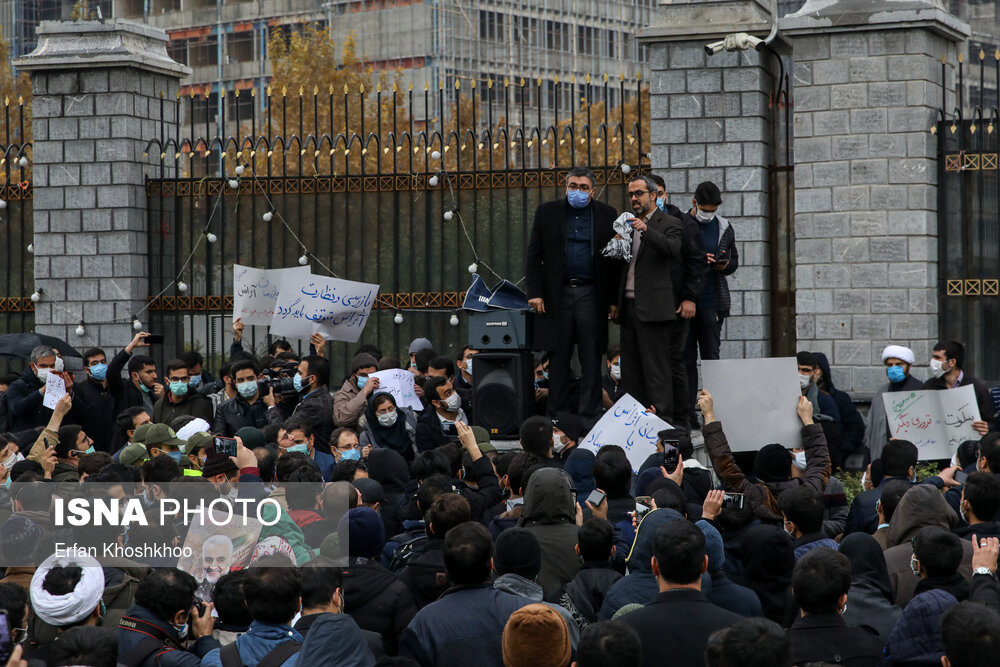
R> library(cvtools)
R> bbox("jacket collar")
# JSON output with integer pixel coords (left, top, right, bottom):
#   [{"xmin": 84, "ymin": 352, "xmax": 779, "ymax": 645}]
[
  {"xmin": 792, "ymin": 612, "xmax": 847, "ymax": 630},
  {"xmin": 649, "ymin": 588, "xmax": 708, "ymax": 605}
]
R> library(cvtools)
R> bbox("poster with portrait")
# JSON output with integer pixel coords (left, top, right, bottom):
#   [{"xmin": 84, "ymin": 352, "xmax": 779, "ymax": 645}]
[{"xmin": 177, "ymin": 507, "xmax": 263, "ymax": 601}]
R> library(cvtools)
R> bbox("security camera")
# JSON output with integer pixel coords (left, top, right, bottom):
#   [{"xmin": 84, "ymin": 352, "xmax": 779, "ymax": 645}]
[{"xmin": 705, "ymin": 32, "xmax": 765, "ymax": 56}]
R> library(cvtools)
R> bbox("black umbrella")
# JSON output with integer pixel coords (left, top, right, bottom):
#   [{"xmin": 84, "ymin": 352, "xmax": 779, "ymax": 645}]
[{"xmin": 0, "ymin": 333, "xmax": 83, "ymax": 360}]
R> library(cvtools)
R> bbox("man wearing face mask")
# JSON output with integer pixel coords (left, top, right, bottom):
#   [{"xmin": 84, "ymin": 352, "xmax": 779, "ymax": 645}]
[
  {"xmin": 281, "ymin": 419, "xmax": 337, "ymax": 482},
  {"xmin": 107, "ymin": 331, "xmax": 164, "ymax": 418},
  {"xmin": 152, "ymin": 360, "xmax": 213, "ymax": 426},
  {"xmin": 267, "ymin": 355, "xmax": 335, "ymax": 455},
  {"xmin": 72, "ymin": 347, "xmax": 116, "ymax": 453},
  {"xmin": 796, "ymin": 352, "xmax": 845, "ymax": 468},
  {"xmin": 550, "ymin": 413, "xmax": 584, "ymax": 462},
  {"xmin": 333, "ymin": 353, "xmax": 380, "ymax": 431},
  {"xmin": 601, "ymin": 345, "xmax": 625, "ymax": 410},
  {"xmin": 685, "ymin": 181, "xmax": 737, "ymax": 429},
  {"xmin": 415, "ymin": 376, "xmax": 467, "ymax": 453},
  {"xmin": 5, "ymin": 345, "xmax": 82, "ymax": 432},
  {"xmin": 617, "ymin": 175, "xmax": 684, "ymax": 420},
  {"xmin": 526, "ymin": 166, "xmax": 620, "ymax": 419},
  {"xmin": 212, "ymin": 360, "xmax": 268, "ymax": 437},
  {"xmin": 924, "ymin": 340, "xmax": 995, "ymax": 435},
  {"xmin": 864, "ymin": 345, "xmax": 924, "ymax": 463},
  {"xmin": 141, "ymin": 423, "xmax": 188, "ymax": 467}
]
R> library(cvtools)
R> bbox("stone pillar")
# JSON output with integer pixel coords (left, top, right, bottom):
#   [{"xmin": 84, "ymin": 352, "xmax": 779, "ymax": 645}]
[
  {"xmin": 640, "ymin": 0, "xmax": 777, "ymax": 361},
  {"xmin": 781, "ymin": 0, "xmax": 968, "ymax": 396},
  {"xmin": 15, "ymin": 20, "xmax": 189, "ymax": 350}
]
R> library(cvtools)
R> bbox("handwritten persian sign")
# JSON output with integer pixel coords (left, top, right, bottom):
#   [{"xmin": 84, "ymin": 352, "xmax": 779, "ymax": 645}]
[
  {"xmin": 883, "ymin": 386, "xmax": 981, "ymax": 460},
  {"xmin": 268, "ymin": 273, "xmax": 380, "ymax": 343},
  {"xmin": 232, "ymin": 265, "xmax": 311, "ymax": 326},
  {"xmin": 701, "ymin": 357, "xmax": 803, "ymax": 452},
  {"xmin": 370, "ymin": 369, "xmax": 423, "ymax": 411},
  {"xmin": 578, "ymin": 394, "xmax": 671, "ymax": 473},
  {"xmin": 42, "ymin": 373, "xmax": 66, "ymax": 410}
]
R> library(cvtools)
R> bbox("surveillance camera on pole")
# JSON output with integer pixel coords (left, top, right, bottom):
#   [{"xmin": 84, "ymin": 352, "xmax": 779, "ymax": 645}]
[{"xmin": 705, "ymin": 32, "xmax": 765, "ymax": 56}]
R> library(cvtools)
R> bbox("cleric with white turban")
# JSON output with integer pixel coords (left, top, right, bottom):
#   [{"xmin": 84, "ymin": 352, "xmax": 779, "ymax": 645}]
[
  {"xmin": 864, "ymin": 344, "xmax": 924, "ymax": 461},
  {"xmin": 29, "ymin": 552, "xmax": 105, "ymax": 628}
]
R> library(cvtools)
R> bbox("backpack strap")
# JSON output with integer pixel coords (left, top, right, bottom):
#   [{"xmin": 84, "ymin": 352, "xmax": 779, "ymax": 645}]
[
  {"xmin": 257, "ymin": 640, "xmax": 302, "ymax": 667},
  {"xmin": 220, "ymin": 642, "xmax": 244, "ymax": 667},
  {"xmin": 116, "ymin": 635, "xmax": 166, "ymax": 667}
]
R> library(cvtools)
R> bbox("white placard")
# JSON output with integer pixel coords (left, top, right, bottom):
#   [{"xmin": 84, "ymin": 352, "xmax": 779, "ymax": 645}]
[
  {"xmin": 233, "ymin": 264, "xmax": 312, "ymax": 326},
  {"xmin": 700, "ymin": 357, "xmax": 803, "ymax": 452},
  {"xmin": 269, "ymin": 273, "xmax": 380, "ymax": 343},
  {"xmin": 578, "ymin": 393, "xmax": 671, "ymax": 473},
  {"xmin": 42, "ymin": 373, "xmax": 66, "ymax": 410},
  {"xmin": 883, "ymin": 385, "xmax": 981, "ymax": 460},
  {"xmin": 370, "ymin": 369, "xmax": 423, "ymax": 411}
]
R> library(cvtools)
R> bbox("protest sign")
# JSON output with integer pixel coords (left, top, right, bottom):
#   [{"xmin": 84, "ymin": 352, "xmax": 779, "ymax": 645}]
[
  {"xmin": 232, "ymin": 264, "xmax": 311, "ymax": 326},
  {"xmin": 269, "ymin": 273, "xmax": 380, "ymax": 343},
  {"xmin": 578, "ymin": 393, "xmax": 671, "ymax": 472},
  {"xmin": 883, "ymin": 385, "xmax": 981, "ymax": 460},
  {"xmin": 178, "ymin": 508, "xmax": 263, "ymax": 602},
  {"xmin": 700, "ymin": 358, "xmax": 803, "ymax": 452},
  {"xmin": 42, "ymin": 373, "xmax": 66, "ymax": 410},
  {"xmin": 370, "ymin": 368, "xmax": 423, "ymax": 411}
]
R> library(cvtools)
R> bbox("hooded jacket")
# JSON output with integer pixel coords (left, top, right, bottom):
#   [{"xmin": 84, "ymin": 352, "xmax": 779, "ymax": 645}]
[
  {"xmin": 739, "ymin": 524, "xmax": 798, "ymax": 627},
  {"xmin": 518, "ymin": 467, "xmax": 581, "ymax": 598},
  {"xmin": 598, "ymin": 509, "xmax": 685, "ymax": 619},
  {"xmin": 296, "ymin": 613, "xmax": 376, "ymax": 667},
  {"xmin": 342, "ymin": 557, "xmax": 419, "ymax": 655},
  {"xmin": 200, "ymin": 621, "xmax": 302, "ymax": 667},
  {"xmin": 884, "ymin": 589, "xmax": 958, "ymax": 666},
  {"xmin": 555, "ymin": 562, "xmax": 623, "ymax": 626},
  {"xmin": 703, "ymin": 420, "xmax": 830, "ymax": 523},
  {"xmin": 212, "ymin": 394, "xmax": 268, "ymax": 437},
  {"xmin": 492, "ymin": 573, "xmax": 580, "ymax": 647},
  {"xmin": 838, "ymin": 533, "xmax": 901, "ymax": 640},
  {"xmin": 814, "ymin": 352, "xmax": 866, "ymax": 456},
  {"xmin": 883, "ymin": 484, "xmax": 974, "ymax": 607}
]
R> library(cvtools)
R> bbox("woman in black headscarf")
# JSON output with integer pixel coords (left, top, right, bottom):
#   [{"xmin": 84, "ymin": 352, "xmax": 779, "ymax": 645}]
[
  {"xmin": 359, "ymin": 391, "xmax": 417, "ymax": 462},
  {"xmin": 740, "ymin": 524, "xmax": 798, "ymax": 627},
  {"xmin": 839, "ymin": 532, "xmax": 901, "ymax": 639}
]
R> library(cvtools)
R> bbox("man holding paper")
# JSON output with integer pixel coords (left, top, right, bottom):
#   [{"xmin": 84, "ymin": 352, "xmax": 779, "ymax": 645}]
[
  {"xmin": 5, "ymin": 345, "xmax": 81, "ymax": 432},
  {"xmin": 923, "ymin": 340, "xmax": 995, "ymax": 435},
  {"xmin": 333, "ymin": 353, "xmax": 380, "ymax": 429}
]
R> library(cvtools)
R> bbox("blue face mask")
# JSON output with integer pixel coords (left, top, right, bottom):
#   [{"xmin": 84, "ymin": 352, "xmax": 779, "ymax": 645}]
[
  {"xmin": 656, "ymin": 197, "xmax": 665, "ymax": 211},
  {"xmin": 293, "ymin": 373, "xmax": 312, "ymax": 394},
  {"xmin": 286, "ymin": 443, "xmax": 309, "ymax": 455},
  {"xmin": 141, "ymin": 487, "xmax": 156, "ymax": 508},
  {"xmin": 169, "ymin": 381, "xmax": 188, "ymax": 397},
  {"xmin": 138, "ymin": 382, "xmax": 151, "ymax": 394},
  {"xmin": 2, "ymin": 476, "xmax": 11, "ymax": 490},
  {"xmin": 237, "ymin": 381, "xmax": 258, "ymax": 399},
  {"xmin": 80, "ymin": 445, "xmax": 95, "ymax": 456},
  {"xmin": 89, "ymin": 363, "xmax": 108, "ymax": 381},
  {"xmin": 357, "ymin": 375, "xmax": 368, "ymax": 390},
  {"xmin": 567, "ymin": 189, "xmax": 590, "ymax": 209},
  {"xmin": 340, "ymin": 448, "xmax": 361, "ymax": 462},
  {"xmin": 887, "ymin": 366, "xmax": 906, "ymax": 384},
  {"xmin": 166, "ymin": 450, "xmax": 183, "ymax": 464},
  {"xmin": 188, "ymin": 374, "xmax": 202, "ymax": 388}
]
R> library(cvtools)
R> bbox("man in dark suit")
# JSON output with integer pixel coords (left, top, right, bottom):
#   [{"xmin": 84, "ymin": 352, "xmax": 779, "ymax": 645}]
[
  {"xmin": 526, "ymin": 166, "xmax": 619, "ymax": 419},
  {"xmin": 617, "ymin": 175, "xmax": 684, "ymax": 420},
  {"xmin": 619, "ymin": 519, "xmax": 740, "ymax": 667}
]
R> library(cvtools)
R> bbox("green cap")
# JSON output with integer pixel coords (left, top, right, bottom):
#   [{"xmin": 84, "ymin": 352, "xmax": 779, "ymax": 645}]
[
  {"xmin": 131, "ymin": 423, "xmax": 153, "ymax": 445},
  {"xmin": 119, "ymin": 442, "xmax": 149, "ymax": 467},
  {"xmin": 144, "ymin": 424, "xmax": 186, "ymax": 449},
  {"xmin": 184, "ymin": 431, "xmax": 213, "ymax": 456},
  {"xmin": 470, "ymin": 425, "xmax": 496, "ymax": 454}
]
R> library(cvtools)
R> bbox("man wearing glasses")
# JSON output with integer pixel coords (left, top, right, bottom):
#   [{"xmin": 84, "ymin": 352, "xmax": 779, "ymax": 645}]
[
  {"xmin": 526, "ymin": 167, "xmax": 619, "ymax": 420},
  {"xmin": 617, "ymin": 175, "xmax": 684, "ymax": 420}
]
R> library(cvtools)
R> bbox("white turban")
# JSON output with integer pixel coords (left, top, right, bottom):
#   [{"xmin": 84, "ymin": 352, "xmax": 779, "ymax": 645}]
[
  {"xmin": 29, "ymin": 552, "xmax": 104, "ymax": 627},
  {"xmin": 881, "ymin": 345, "xmax": 915, "ymax": 365},
  {"xmin": 176, "ymin": 418, "xmax": 211, "ymax": 442}
]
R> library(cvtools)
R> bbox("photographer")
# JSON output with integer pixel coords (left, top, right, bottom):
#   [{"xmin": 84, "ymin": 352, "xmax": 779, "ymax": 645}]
[
  {"xmin": 266, "ymin": 356, "xmax": 334, "ymax": 454},
  {"xmin": 213, "ymin": 360, "xmax": 268, "ymax": 437}
]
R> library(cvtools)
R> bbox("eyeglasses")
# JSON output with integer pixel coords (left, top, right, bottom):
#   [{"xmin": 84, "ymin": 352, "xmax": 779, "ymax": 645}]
[
  {"xmin": 566, "ymin": 183, "xmax": 592, "ymax": 192},
  {"xmin": 627, "ymin": 191, "xmax": 647, "ymax": 199}
]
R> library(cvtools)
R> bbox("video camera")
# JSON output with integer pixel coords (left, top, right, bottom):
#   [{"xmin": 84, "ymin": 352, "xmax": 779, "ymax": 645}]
[{"xmin": 259, "ymin": 360, "xmax": 299, "ymax": 398}]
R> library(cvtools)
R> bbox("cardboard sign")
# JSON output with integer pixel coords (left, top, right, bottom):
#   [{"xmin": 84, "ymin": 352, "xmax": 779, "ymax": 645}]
[
  {"xmin": 578, "ymin": 393, "xmax": 671, "ymax": 472},
  {"xmin": 232, "ymin": 264, "xmax": 311, "ymax": 326},
  {"xmin": 269, "ymin": 273, "xmax": 380, "ymax": 343},
  {"xmin": 883, "ymin": 385, "xmax": 981, "ymax": 460},
  {"xmin": 370, "ymin": 368, "xmax": 423, "ymax": 411}
]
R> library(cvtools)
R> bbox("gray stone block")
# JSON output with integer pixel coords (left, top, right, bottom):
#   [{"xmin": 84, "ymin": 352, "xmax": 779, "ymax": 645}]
[
  {"xmin": 905, "ymin": 30, "xmax": 941, "ymax": 56},
  {"xmin": 82, "ymin": 164, "xmax": 112, "ymax": 186},
  {"xmin": 50, "ymin": 209, "xmax": 82, "ymax": 232},
  {"xmin": 109, "ymin": 69, "xmax": 142, "ymax": 94},
  {"xmin": 889, "ymin": 159, "xmax": 933, "ymax": 185},
  {"xmin": 830, "ymin": 84, "xmax": 867, "ymax": 110},
  {"xmin": 850, "ymin": 159, "xmax": 887, "ymax": 184},
  {"xmin": 812, "ymin": 59, "xmax": 849, "ymax": 85},
  {"xmin": 887, "ymin": 210, "xmax": 934, "ymax": 235},
  {"xmin": 723, "ymin": 67, "xmax": 764, "ymax": 92},
  {"xmin": 869, "ymin": 134, "xmax": 907, "ymax": 158},
  {"xmin": 814, "ymin": 264, "xmax": 852, "ymax": 288},
  {"xmin": 853, "ymin": 367, "xmax": 885, "ymax": 394},
  {"xmin": 724, "ymin": 117, "xmax": 765, "ymax": 140},
  {"xmin": 868, "ymin": 82, "xmax": 906, "ymax": 107},
  {"xmin": 49, "ymin": 117, "xmax": 79, "ymax": 141},
  {"xmin": 32, "ymin": 96, "xmax": 62, "ymax": 119},
  {"xmin": 66, "ymin": 279, "xmax": 100, "ymax": 302},
  {"xmin": 686, "ymin": 69, "xmax": 720, "ymax": 93},
  {"xmin": 890, "ymin": 314, "xmax": 934, "ymax": 339},
  {"xmin": 797, "ymin": 289, "xmax": 834, "ymax": 314},
  {"xmin": 49, "ymin": 164, "xmax": 80, "ymax": 187},
  {"xmin": 670, "ymin": 144, "xmax": 706, "ymax": 168},
  {"xmin": 888, "ymin": 107, "xmax": 933, "ymax": 133},
  {"xmin": 97, "ymin": 185, "xmax": 135, "ymax": 209},
  {"xmin": 797, "ymin": 238, "xmax": 832, "ymax": 263},
  {"xmin": 706, "ymin": 143, "xmax": 743, "ymax": 167},
  {"xmin": 34, "ymin": 257, "xmax": 50, "ymax": 279},
  {"xmin": 32, "ymin": 187, "xmax": 64, "ymax": 211},
  {"xmin": 795, "ymin": 112, "xmax": 814, "ymax": 138},
  {"xmin": 79, "ymin": 117, "xmax": 111, "ymax": 139},
  {"xmin": 83, "ymin": 301, "xmax": 115, "ymax": 324},
  {"xmin": 816, "ymin": 315, "xmax": 852, "ymax": 339},
  {"xmin": 849, "ymin": 109, "xmax": 887, "ymax": 134},
  {"xmin": 869, "ymin": 31, "xmax": 907, "ymax": 56},
  {"xmin": 810, "ymin": 213, "xmax": 851, "ymax": 238},
  {"xmin": 81, "ymin": 70, "xmax": 109, "ymax": 93},
  {"xmin": 908, "ymin": 288, "xmax": 937, "ymax": 314},
  {"xmin": 64, "ymin": 140, "xmax": 96, "ymax": 163},
  {"xmin": 906, "ymin": 133, "xmax": 936, "ymax": 160},
  {"xmin": 888, "ymin": 262, "xmax": 935, "ymax": 288},
  {"xmin": 832, "ymin": 185, "xmax": 870, "ymax": 211},
  {"xmin": 850, "ymin": 58, "xmax": 887, "ymax": 82},
  {"xmin": 795, "ymin": 188, "xmax": 832, "ymax": 214},
  {"xmin": 852, "ymin": 315, "xmax": 890, "ymax": 339},
  {"xmin": 797, "ymin": 264, "xmax": 816, "ymax": 289},
  {"xmin": 797, "ymin": 315, "xmax": 816, "ymax": 339},
  {"xmin": 687, "ymin": 119, "xmax": 724, "ymax": 143},
  {"xmin": 835, "ymin": 340, "xmax": 872, "ymax": 365},
  {"xmin": 796, "ymin": 86, "xmax": 831, "ymax": 112},
  {"xmin": 833, "ymin": 237, "xmax": 870, "ymax": 263},
  {"xmin": 793, "ymin": 62, "xmax": 813, "ymax": 86},
  {"xmin": 649, "ymin": 44, "xmax": 668, "ymax": 70},
  {"xmin": 64, "ymin": 94, "xmax": 95, "ymax": 117},
  {"xmin": 795, "ymin": 165, "xmax": 814, "ymax": 189},
  {"xmin": 739, "ymin": 240, "xmax": 767, "ymax": 265},
  {"xmin": 743, "ymin": 291, "xmax": 768, "ymax": 315},
  {"xmin": 651, "ymin": 95, "xmax": 670, "ymax": 121},
  {"xmin": 651, "ymin": 119, "xmax": 687, "ymax": 146},
  {"xmin": 64, "ymin": 186, "xmax": 97, "ymax": 209},
  {"xmin": 704, "ymin": 93, "xmax": 741, "ymax": 117},
  {"xmin": 50, "ymin": 256, "xmax": 82, "ymax": 279},
  {"xmin": 887, "ymin": 55, "xmax": 937, "ymax": 83},
  {"xmin": 852, "ymin": 263, "xmax": 889, "ymax": 288},
  {"xmin": 654, "ymin": 70, "xmax": 687, "ymax": 96},
  {"xmin": 33, "ymin": 141, "xmax": 64, "ymax": 164},
  {"xmin": 908, "ymin": 236, "xmax": 937, "ymax": 262},
  {"xmin": 724, "ymin": 167, "xmax": 764, "ymax": 193},
  {"xmin": 870, "ymin": 238, "xmax": 908, "ymax": 262},
  {"xmin": 48, "ymin": 72, "xmax": 79, "ymax": 96},
  {"xmin": 795, "ymin": 137, "xmax": 832, "ymax": 163},
  {"xmin": 831, "ymin": 136, "xmax": 869, "ymax": 160},
  {"xmin": 813, "ymin": 162, "xmax": 849, "ymax": 187},
  {"xmin": 831, "ymin": 32, "xmax": 869, "ymax": 57},
  {"xmin": 871, "ymin": 186, "xmax": 908, "ymax": 210},
  {"xmin": 907, "ymin": 184, "xmax": 936, "ymax": 211},
  {"xmin": 813, "ymin": 111, "xmax": 850, "ymax": 136},
  {"xmin": 670, "ymin": 43, "xmax": 706, "ymax": 69},
  {"xmin": 82, "ymin": 209, "xmax": 113, "ymax": 231},
  {"xmin": 82, "ymin": 255, "xmax": 114, "ymax": 276},
  {"xmin": 34, "ymin": 233, "xmax": 65, "ymax": 255},
  {"xmin": 725, "ymin": 315, "xmax": 766, "ymax": 340},
  {"xmin": 99, "ymin": 232, "xmax": 141, "ymax": 254},
  {"xmin": 795, "ymin": 36, "xmax": 831, "ymax": 61},
  {"xmin": 905, "ymin": 80, "xmax": 941, "ymax": 109},
  {"xmin": 870, "ymin": 289, "xmax": 908, "ymax": 313}
]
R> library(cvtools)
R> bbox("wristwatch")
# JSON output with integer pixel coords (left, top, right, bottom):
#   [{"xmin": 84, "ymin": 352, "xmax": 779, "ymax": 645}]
[{"xmin": 974, "ymin": 566, "xmax": 995, "ymax": 576}]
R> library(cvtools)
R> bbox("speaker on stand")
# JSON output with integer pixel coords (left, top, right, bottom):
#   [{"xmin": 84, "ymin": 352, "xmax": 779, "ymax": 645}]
[{"xmin": 467, "ymin": 311, "xmax": 535, "ymax": 437}]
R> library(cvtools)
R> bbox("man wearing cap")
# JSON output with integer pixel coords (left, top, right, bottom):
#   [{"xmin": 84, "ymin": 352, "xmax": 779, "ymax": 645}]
[
  {"xmin": 408, "ymin": 338, "xmax": 434, "ymax": 374},
  {"xmin": 184, "ymin": 431, "xmax": 212, "ymax": 476},
  {"xmin": 864, "ymin": 345, "xmax": 924, "ymax": 462},
  {"xmin": 551, "ymin": 413, "xmax": 584, "ymax": 463},
  {"xmin": 118, "ymin": 422, "xmax": 153, "ymax": 467},
  {"xmin": 266, "ymin": 355, "xmax": 335, "ymax": 455},
  {"xmin": 334, "ymin": 353, "xmax": 381, "ymax": 430},
  {"xmin": 141, "ymin": 424, "xmax": 188, "ymax": 467}
]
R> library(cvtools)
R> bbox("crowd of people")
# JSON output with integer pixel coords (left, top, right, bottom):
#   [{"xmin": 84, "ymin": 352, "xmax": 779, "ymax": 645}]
[{"xmin": 0, "ymin": 171, "xmax": 999, "ymax": 666}]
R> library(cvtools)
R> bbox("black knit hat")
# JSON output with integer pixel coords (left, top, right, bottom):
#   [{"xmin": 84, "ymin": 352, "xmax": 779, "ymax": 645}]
[
  {"xmin": 754, "ymin": 444, "xmax": 792, "ymax": 483},
  {"xmin": 494, "ymin": 527, "xmax": 542, "ymax": 580}
]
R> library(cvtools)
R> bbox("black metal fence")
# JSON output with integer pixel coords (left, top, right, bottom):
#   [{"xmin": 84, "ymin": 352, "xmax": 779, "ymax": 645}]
[
  {"xmin": 936, "ymin": 53, "xmax": 1000, "ymax": 383},
  {"xmin": 0, "ymin": 95, "xmax": 33, "ymax": 339},
  {"xmin": 144, "ymin": 78, "xmax": 648, "ymax": 372}
]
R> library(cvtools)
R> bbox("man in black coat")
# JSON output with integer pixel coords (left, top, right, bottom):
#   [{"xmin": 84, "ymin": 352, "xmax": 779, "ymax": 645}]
[
  {"xmin": 619, "ymin": 519, "xmax": 740, "ymax": 667},
  {"xmin": 787, "ymin": 548, "xmax": 883, "ymax": 666},
  {"xmin": 526, "ymin": 166, "xmax": 619, "ymax": 419},
  {"xmin": 266, "ymin": 355, "xmax": 334, "ymax": 454},
  {"xmin": 72, "ymin": 347, "xmax": 116, "ymax": 452},
  {"xmin": 616, "ymin": 175, "xmax": 684, "ymax": 419}
]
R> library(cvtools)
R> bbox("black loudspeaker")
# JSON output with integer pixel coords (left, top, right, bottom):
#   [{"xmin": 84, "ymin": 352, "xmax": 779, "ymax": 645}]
[
  {"xmin": 471, "ymin": 351, "xmax": 534, "ymax": 437},
  {"xmin": 467, "ymin": 310, "xmax": 534, "ymax": 350}
]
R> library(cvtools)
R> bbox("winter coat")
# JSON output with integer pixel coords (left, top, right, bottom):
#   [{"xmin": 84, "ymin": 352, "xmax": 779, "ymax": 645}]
[
  {"xmin": 398, "ymin": 584, "xmax": 534, "ymax": 667},
  {"xmin": 73, "ymin": 375, "xmax": 116, "ymax": 452},
  {"xmin": 884, "ymin": 589, "xmax": 958, "ymax": 666},
  {"xmin": 814, "ymin": 352, "xmax": 866, "ymax": 455},
  {"xmin": 518, "ymin": 467, "xmax": 581, "ymax": 598},
  {"xmin": 882, "ymin": 484, "xmax": 973, "ymax": 607},
  {"xmin": 212, "ymin": 395, "xmax": 268, "ymax": 437},
  {"xmin": 822, "ymin": 474, "xmax": 849, "ymax": 538},
  {"xmin": 839, "ymin": 533, "xmax": 901, "ymax": 640},
  {"xmin": 788, "ymin": 612, "xmax": 883, "ymax": 667},
  {"xmin": 342, "ymin": 557, "xmax": 419, "ymax": 655},
  {"xmin": 296, "ymin": 613, "xmax": 375, "ymax": 667},
  {"xmin": 705, "ymin": 570, "xmax": 762, "ymax": 618},
  {"xmin": 703, "ymin": 420, "xmax": 830, "ymax": 523},
  {"xmin": 200, "ymin": 621, "xmax": 302, "ymax": 667},
  {"xmin": 492, "ymin": 573, "xmax": 580, "ymax": 647},
  {"xmin": 924, "ymin": 373, "xmax": 997, "ymax": 426},
  {"xmin": 865, "ymin": 374, "xmax": 925, "ymax": 461},
  {"xmin": 553, "ymin": 563, "xmax": 623, "ymax": 626},
  {"xmin": 395, "ymin": 538, "xmax": 448, "ymax": 608},
  {"xmin": 266, "ymin": 387, "xmax": 334, "ymax": 455},
  {"xmin": 695, "ymin": 212, "xmax": 738, "ymax": 316},
  {"xmin": 792, "ymin": 531, "xmax": 840, "ymax": 560},
  {"xmin": 116, "ymin": 604, "xmax": 221, "ymax": 667},
  {"xmin": 333, "ymin": 378, "xmax": 367, "ymax": 429},
  {"xmin": 107, "ymin": 348, "xmax": 152, "ymax": 417},
  {"xmin": 152, "ymin": 390, "xmax": 213, "ymax": 425}
]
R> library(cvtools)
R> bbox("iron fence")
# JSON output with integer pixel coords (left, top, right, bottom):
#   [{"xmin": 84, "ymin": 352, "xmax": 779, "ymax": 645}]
[{"xmin": 0, "ymin": 95, "xmax": 33, "ymax": 344}]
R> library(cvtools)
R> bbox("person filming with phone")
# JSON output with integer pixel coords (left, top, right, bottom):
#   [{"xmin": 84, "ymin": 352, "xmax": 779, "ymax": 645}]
[{"xmin": 107, "ymin": 331, "xmax": 162, "ymax": 418}]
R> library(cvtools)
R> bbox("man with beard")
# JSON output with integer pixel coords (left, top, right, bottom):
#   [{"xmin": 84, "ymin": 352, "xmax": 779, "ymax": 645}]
[{"xmin": 196, "ymin": 534, "xmax": 234, "ymax": 602}]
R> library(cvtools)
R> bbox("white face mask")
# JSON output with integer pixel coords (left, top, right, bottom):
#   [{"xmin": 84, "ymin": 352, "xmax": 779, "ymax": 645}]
[
  {"xmin": 552, "ymin": 433, "xmax": 567, "ymax": 454},
  {"xmin": 54, "ymin": 357, "xmax": 65, "ymax": 372},
  {"xmin": 377, "ymin": 410, "xmax": 398, "ymax": 427},
  {"xmin": 930, "ymin": 358, "xmax": 947, "ymax": 379},
  {"xmin": 610, "ymin": 363, "xmax": 621, "ymax": 381},
  {"xmin": 695, "ymin": 207, "xmax": 715, "ymax": 223},
  {"xmin": 443, "ymin": 392, "xmax": 461, "ymax": 412},
  {"xmin": 798, "ymin": 373, "xmax": 811, "ymax": 389},
  {"xmin": 465, "ymin": 359, "xmax": 473, "ymax": 377},
  {"xmin": 1, "ymin": 452, "xmax": 24, "ymax": 470},
  {"xmin": 792, "ymin": 451, "xmax": 807, "ymax": 471},
  {"xmin": 35, "ymin": 368, "xmax": 50, "ymax": 382}
]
